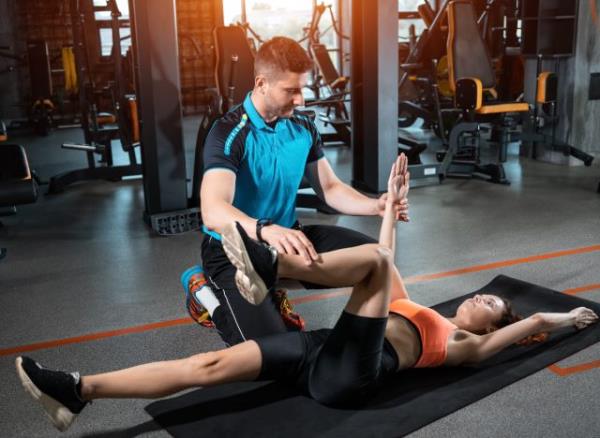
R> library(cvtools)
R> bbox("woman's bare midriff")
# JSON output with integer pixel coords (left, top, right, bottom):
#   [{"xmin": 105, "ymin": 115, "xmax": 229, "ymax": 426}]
[{"xmin": 384, "ymin": 313, "xmax": 422, "ymax": 370}]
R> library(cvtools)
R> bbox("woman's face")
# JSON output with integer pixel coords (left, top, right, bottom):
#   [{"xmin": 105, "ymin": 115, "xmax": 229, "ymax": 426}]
[{"xmin": 456, "ymin": 294, "xmax": 507, "ymax": 333}]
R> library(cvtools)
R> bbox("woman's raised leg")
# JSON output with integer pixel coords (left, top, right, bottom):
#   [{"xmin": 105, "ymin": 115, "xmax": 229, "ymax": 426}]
[{"xmin": 308, "ymin": 244, "xmax": 394, "ymax": 406}]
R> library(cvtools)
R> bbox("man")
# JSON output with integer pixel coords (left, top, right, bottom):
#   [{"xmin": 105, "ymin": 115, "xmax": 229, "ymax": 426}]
[{"xmin": 198, "ymin": 36, "xmax": 407, "ymax": 345}]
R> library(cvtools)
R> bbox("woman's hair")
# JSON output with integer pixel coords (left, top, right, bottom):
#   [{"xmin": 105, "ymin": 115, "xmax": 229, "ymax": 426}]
[
  {"xmin": 254, "ymin": 37, "xmax": 313, "ymax": 79},
  {"xmin": 495, "ymin": 297, "xmax": 548, "ymax": 345}
]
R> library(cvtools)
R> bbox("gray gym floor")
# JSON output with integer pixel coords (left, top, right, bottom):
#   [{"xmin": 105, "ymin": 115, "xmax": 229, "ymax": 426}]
[{"xmin": 1, "ymin": 118, "xmax": 599, "ymax": 437}]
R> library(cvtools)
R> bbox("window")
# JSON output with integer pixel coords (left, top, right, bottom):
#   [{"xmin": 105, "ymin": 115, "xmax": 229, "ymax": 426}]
[
  {"xmin": 223, "ymin": 0, "xmax": 338, "ymax": 49},
  {"xmin": 94, "ymin": 0, "xmax": 131, "ymax": 56},
  {"xmin": 398, "ymin": 0, "xmax": 426, "ymax": 42}
]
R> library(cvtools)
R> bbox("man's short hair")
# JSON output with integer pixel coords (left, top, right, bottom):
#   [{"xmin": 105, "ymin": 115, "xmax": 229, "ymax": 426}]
[{"xmin": 255, "ymin": 37, "xmax": 313, "ymax": 79}]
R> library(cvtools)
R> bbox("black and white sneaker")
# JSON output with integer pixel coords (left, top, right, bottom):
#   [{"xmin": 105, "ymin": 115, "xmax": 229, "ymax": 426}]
[
  {"xmin": 221, "ymin": 222, "xmax": 278, "ymax": 305},
  {"xmin": 15, "ymin": 356, "xmax": 87, "ymax": 432}
]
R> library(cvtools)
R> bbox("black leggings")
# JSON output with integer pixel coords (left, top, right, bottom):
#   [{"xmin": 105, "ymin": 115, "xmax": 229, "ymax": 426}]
[{"xmin": 255, "ymin": 312, "xmax": 398, "ymax": 407}]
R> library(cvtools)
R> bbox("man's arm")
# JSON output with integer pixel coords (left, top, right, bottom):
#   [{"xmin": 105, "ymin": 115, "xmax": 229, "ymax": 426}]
[
  {"xmin": 201, "ymin": 169, "xmax": 318, "ymax": 263},
  {"xmin": 201, "ymin": 169, "xmax": 259, "ymax": 238},
  {"xmin": 305, "ymin": 158, "xmax": 409, "ymax": 219},
  {"xmin": 305, "ymin": 158, "xmax": 377, "ymax": 215}
]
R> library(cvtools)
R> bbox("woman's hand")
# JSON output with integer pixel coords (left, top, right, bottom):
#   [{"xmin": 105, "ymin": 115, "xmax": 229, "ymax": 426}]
[
  {"xmin": 569, "ymin": 307, "xmax": 599, "ymax": 330},
  {"xmin": 386, "ymin": 153, "xmax": 410, "ymax": 206}
]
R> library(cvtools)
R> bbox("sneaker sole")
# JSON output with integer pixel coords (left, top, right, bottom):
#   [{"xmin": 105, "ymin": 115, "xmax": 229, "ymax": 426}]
[
  {"xmin": 221, "ymin": 223, "xmax": 269, "ymax": 305},
  {"xmin": 15, "ymin": 357, "xmax": 76, "ymax": 432}
]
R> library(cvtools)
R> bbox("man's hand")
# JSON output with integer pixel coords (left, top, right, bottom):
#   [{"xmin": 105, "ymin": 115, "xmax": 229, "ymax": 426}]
[
  {"xmin": 260, "ymin": 224, "xmax": 319, "ymax": 265},
  {"xmin": 376, "ymin": 153, "xmax": 410, "ymax": 221}
]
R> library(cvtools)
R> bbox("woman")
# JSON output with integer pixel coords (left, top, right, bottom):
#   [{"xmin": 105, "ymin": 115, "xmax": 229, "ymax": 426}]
[{"xmin": 16, "ymin": 155, "xmax": 598, "ymax": 432}]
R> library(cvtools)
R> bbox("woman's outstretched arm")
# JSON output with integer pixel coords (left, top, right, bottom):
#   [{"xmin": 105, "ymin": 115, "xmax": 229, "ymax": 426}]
[
  {"xmin": 447, "ymin": 307, "xmax": 599, "ymax": 366},
  {"xmin": 378, "ymin": 154, "xmax": 411, "ymax": 301},
  {"xmin": 81, "ymin": 341, "xmax": 262, "ymax": 400},
  {"xmin": 378, "ymin": 154, "xmax": 409, "ymax": 254}
]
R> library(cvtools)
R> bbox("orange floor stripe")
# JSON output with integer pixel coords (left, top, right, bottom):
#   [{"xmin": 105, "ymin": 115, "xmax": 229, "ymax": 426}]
[
  {"xmin": 548, "ymin": 360, "xmax": 600, "ymax": 377},
  {"xmin": 546, "ymin": 283, "xmax": 600, "ymax": 377},
  {"xmin": 563, "ymin": 284, "xmax": 600, "ymax": 295},
  {"xmin": 0, "ymin": 318, "xmax": 193, "ymax": 357},
  {"xmin": 404, "ymin": 244, "xmax": 600, "ymax": 284},
  {"xmin": 2, "ymin": 243, "xmax": 600, "ymax": 357},
  {"xmin": 291, "ymin": 290, "xmax": 350, "ymax": 305}
]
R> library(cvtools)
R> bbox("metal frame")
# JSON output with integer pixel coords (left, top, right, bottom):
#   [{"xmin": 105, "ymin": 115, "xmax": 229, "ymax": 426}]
[{"xmin": 130, "ymin": 0, "xmax": 199, "ymax": 234}]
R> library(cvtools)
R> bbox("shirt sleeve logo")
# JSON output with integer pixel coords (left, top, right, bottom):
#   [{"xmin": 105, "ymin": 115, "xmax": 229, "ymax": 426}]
[{"xmin": 224, "ymin": 113, "xmax": 248, "ymax": 156}]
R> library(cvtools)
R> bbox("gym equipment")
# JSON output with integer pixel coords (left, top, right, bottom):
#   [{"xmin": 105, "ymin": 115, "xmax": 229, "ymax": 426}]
[
  {"xmin": 293, "ymin": 3, "xmax": 354, "ymax": 148},
  {"xmin": 27, "ymin": 41, "xmax": 55, "ymax": 136},
  {"xmin": 0, "ymin": 120, "xmax": 7, "ymax": 142},
  {"xmin": 517, "ymin": 0, "xmax": 593, "ymax": 168},
  {"xmin": 398, "ymin": 0, "xmax": 452, "ymax": 135},
  {"xmin": 307, "ymin": 42, "xmax": 351, "ymax": 146},
  {"xmin": 47, "ymin": 0, "xmax": 141, "ymax": 194},
  {"xmin": 437, "ymin": 0, "xmax": 530, "ymax": 184},
  {"xmin": 0, "ymin": 143, "xmax": 39, "ymax": 261},
  {"xmin": 398, "ymin": 0, "xmax": 520, "ymax": 140},
  {"xmin": 146, "ymin": 275, "xmax": 600, "ymax": 437},
  {"xmin": 130, "ymin": 0, "xmax": 201, "ymax": 235},
  {"xmin": 213, "ymin": 26, "xmax": 255, "ymax": 113},
  {"xmin": 304, "ymin": 7, "xmax": 431, "ymax": 168},
  {"xmin": 521, "ymin": 56, "xmax": 594, "ymax": 167}
]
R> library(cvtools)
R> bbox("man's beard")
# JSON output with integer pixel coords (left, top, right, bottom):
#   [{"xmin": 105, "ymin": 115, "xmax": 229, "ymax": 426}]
[{"xmin": 265, "ymin": 99, "xmax": 294, "ymax": 119}]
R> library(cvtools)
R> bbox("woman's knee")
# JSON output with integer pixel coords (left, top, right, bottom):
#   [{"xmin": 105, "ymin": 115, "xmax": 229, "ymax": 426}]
[{"xmin": 369, "ymin": 245, "xmax": 393, "ymax": 274}]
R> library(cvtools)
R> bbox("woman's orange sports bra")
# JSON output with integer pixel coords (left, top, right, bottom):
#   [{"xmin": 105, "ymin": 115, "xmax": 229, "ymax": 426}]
[{"xmin": 388, "ymin": 299, "xmax": 457, "ymax": 368}]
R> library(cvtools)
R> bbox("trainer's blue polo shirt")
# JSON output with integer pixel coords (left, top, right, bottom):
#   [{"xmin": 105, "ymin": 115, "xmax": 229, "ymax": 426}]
[{"xmin": 202, "ymin": 93, "xmax": 325, "ymax": 240}]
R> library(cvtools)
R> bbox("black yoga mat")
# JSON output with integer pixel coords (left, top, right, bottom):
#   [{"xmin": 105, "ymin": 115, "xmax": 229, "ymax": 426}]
[{"xmin": 146, "ymin": 275, "xmax": 600, "ymax": 437}]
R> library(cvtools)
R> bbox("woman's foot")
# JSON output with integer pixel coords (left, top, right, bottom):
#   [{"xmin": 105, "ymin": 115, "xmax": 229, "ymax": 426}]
[
  {"xmin": 221, "ymin": 222, "xmax": 278, "ymax": 305},
  {"xmin": 15, "ymin": 356, "xmax": 87, "ymax": 432}
]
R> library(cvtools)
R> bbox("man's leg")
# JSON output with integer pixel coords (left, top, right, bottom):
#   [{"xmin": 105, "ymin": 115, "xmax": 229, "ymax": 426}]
[{"xmin": 201, "ymin": 236, "xmax": 287, "ymax": 346}]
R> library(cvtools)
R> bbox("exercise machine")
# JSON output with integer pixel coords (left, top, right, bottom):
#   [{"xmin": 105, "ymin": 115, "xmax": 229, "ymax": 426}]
[
  {"xmin": 437, "ymin": 0, "xmax": 530, "ymax": 184},
  {"xmin": 521, "ymin": 56, "xmax": 594, "ymax": 167},
  {"xmin": 47, "ymin": 0, "xmax": 141, "ymax": 194},
  {"xmin": 0, "ymin": 141, "xmax": 39, "ymax": 261}
]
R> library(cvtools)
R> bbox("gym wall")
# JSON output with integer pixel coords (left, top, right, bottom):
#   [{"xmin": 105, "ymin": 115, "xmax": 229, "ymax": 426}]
[
  {"xmin": 570, "ymin": 0, "xmax": 600, "ymax": 156},
  {"xmin": 176, "ymin": 0, "xmax": 224, "ymax": 115}
]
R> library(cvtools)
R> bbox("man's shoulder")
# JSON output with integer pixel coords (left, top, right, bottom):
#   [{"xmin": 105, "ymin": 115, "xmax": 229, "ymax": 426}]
[
  {"xmin": 289, "ymin": 110, "xmax": 316, "ymax": 127},
  {"xmin": 209, "ymin": 106, "xmax": 251, "ymax": 142}
]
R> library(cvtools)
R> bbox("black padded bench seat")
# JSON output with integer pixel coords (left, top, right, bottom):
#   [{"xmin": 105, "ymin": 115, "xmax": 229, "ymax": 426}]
[{"xmin": 0, "ymin": 144, "xmax": 38, "ymax": 207}]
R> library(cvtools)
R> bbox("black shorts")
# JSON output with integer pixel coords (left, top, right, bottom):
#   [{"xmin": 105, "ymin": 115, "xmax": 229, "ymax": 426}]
[
  {"xmin": 201, "ymin": 223, "xmax": 377, "ymax": 346},
  {"xmin": 255, "ymin": 312, "xmax": 399, "ymax": 407}
]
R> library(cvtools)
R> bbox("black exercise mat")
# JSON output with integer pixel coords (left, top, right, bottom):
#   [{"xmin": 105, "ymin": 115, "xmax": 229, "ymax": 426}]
[{"xmin": 146, "ymin": 275, "xmax": 600, "ymax": 437}]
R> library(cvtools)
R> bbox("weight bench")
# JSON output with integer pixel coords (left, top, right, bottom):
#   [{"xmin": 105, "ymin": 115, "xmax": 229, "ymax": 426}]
[{"xmin": 0, "ymin": 144, "xmax": 39, "ymax": 260}]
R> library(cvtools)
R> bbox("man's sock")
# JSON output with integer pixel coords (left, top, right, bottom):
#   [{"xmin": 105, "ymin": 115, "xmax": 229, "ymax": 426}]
[{"xmin": 194, "ymin": 285, "xmax": 220, "ymax": 316}]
